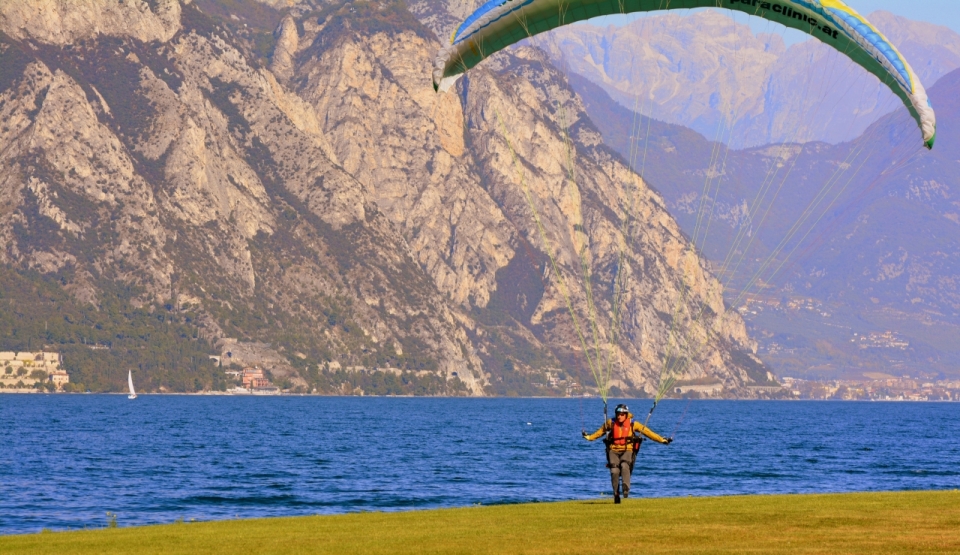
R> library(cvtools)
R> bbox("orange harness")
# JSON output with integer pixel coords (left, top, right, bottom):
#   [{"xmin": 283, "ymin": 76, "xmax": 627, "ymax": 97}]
[
  {"xmin": 605, "ymin": 417, "xmax": 642, "ymax": 454},
  {"xmin": 611, "ymin": 418, "xmax": 633, "ymax": 446}
]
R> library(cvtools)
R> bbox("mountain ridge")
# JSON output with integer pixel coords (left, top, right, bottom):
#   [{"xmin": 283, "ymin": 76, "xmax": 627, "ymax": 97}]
[
  {"xmin": 568, "ymin": 55, "xmax": 960, "ymax": 379},
  {"xmin": 537, "ymin": 9, "xmax": 960, "ymax": 147}
]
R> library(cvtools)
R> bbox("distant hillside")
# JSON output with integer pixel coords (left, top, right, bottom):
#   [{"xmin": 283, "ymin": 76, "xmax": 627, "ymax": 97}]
[
  {"xmin": 570, "ymin": 66, "xmax": 960, "ymax": 379},
  {"xmin": 539, "ymin": 10, "xmax": 960, "ymax": 147}
]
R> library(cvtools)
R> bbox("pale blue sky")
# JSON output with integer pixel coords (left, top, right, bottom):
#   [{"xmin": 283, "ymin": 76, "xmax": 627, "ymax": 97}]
[
  {"xmin": 590, "ymin": 1, "xmax": 960, "ymax": 45},
  {"xmin": 843, "ymin": 0, "xmax": 960, "ymax": 34}
]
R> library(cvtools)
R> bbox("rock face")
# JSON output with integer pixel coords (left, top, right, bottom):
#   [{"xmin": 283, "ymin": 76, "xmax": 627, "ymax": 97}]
[
  {"xmin": 269, "ymin": 15, "xmax": 298, "ymax": 81},
  {"xmin": 0, "ymin": 0, "xmax": 182, "ymax": 44},
  {"xmin": 0, "ymin": 0, "xmax": 768, "ymax": 395},
  {"xmin": 536, "ymin": 10, "xmax": 960, "ymax": 147}
]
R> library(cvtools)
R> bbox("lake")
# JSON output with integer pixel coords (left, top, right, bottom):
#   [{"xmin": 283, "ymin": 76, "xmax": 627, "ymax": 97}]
[{"xmin": 1, "ymin": 396, "xmax": 958, "ymax": 534}]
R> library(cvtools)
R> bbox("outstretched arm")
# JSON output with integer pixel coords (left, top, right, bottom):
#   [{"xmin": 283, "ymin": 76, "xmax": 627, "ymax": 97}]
[
  {"xmin": 634, "ymin": 421, "xmax": 671, "ymax": 444},
  {"xmin": 583, "ymin": 420, "xmax": 610, "ymax": 441}
]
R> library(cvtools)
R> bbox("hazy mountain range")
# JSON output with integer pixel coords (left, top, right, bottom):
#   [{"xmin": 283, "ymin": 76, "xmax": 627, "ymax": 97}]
[
  {"xmin": 568, "ymin": 61, "xmax": 960, "ymax": 380},
  {"xmin": 536, "ymin": 10, "xmax": 960, "ymax": 147}
]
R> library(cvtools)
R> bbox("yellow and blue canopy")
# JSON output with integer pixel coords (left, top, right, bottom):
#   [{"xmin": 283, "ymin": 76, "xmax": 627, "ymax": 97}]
[{"xmin": 433, "ymin": 0, "xmax": 936, "ymax": 149}]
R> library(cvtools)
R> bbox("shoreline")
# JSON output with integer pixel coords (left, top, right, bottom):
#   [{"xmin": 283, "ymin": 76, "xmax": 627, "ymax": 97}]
[
  {"xmin": 2, "ymin": 390, "xmax": 959, "ymax": 402},
  {"xmin": 2, "ymin": 490, "xmax": 958, "ymax": 553}
]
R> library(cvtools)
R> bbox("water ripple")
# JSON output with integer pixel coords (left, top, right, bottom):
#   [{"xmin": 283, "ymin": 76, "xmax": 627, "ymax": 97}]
[{"xmin": 1, "ymin": 397, "xmax": 959, "ymax": 534}]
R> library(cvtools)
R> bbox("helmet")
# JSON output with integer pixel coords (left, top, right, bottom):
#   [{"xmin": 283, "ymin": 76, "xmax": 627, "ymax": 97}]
[{"xmin": 614, "ymin": 404, "xmax": 629, "ymax": 415}]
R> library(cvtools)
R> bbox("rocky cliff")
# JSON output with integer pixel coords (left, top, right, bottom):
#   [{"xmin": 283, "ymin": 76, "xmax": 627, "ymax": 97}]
[{"xmin": 0, "ymin": 0, "xmax": 767, "ymax": 395}]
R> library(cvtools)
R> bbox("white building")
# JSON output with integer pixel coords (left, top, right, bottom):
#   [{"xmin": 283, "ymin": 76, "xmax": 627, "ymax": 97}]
[{"xmin": 675, "ymin": 383, "xmax": 724, "ymax": 396}]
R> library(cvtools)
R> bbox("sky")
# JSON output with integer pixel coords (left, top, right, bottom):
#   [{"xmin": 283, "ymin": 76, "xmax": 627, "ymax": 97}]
[
  {"xmin": 589, "ymin": 1, "xmax": 960, "ymax": 45},
  {"xmin": 843, "ymin": 0, "xmax": 960, "ymax": 34}
]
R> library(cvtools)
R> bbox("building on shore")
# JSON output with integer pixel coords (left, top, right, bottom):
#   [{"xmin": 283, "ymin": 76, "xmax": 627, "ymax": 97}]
[
  {"xmin": 250, "ymin": 377, "xmax": 272, "ymax": 389},
  {"xmin": 237, "ymin": 366, "xmax": 277, "ymax": 391},
  {"xmin": 48, "ymin": 370, "xmax": 70, "ymax": 390},
  {"xmin": 241, "ymin": 367, "xmax": 265, "ymax": 389},
  {"xmin": 0, "ymin": 351, "xmax": 67, "ymax": 390},
  {"xmin": 675, "ymin": 383, "xmax": 724, "ymax": 396}
]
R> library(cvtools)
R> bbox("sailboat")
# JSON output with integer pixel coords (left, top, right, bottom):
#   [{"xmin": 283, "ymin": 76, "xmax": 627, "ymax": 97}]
[{"xmin": 127, "ymin": 370, "xmax": 137, "ymax": 400}]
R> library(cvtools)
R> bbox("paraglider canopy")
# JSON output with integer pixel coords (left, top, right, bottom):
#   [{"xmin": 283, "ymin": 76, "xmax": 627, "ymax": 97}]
[{"xmin": 432, "ymin": 0, "xmax": 936, "ymax": 149}]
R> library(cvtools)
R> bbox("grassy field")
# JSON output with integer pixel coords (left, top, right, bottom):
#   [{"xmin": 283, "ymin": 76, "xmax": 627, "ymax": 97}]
[{"xmin": 3, "ymin": 491, "xmax": 959, "ymax": 554}]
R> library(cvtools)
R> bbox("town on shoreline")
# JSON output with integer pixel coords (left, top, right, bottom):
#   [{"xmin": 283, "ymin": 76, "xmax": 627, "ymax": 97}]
[{"xmin": 3, "ymin": 350, "xmax": 959, "ymax": 401}]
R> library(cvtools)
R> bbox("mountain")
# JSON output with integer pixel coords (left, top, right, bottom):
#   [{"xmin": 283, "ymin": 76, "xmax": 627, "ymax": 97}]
[
  {"xmin": 569, "ymin": 61, "xmax": 960, "ymax": 379},
  {"xmin": 777, "ymin": 68, "xmax": 960, "ymax": 378},
  {"xmin": 0, "ymin": 0, "xmax": 767, "ymax": 395},
  {"xmin": 537, "ymin": 10, "xmax": 960, "ymax": 147}
]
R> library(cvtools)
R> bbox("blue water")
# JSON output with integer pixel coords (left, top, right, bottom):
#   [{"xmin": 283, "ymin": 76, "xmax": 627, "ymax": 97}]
[{"xmin": 1, "ymin": 396, "xmax": 959, "ymax": 535}]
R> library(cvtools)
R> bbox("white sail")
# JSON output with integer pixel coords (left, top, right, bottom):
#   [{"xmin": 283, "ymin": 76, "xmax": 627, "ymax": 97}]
[{"xmin": 128, "ymin": 370, "xmax": 137, "ymax": 399}]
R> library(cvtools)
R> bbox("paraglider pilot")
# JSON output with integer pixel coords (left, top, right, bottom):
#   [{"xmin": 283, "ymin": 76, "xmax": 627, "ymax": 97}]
[{"xmin": 583, "ymin": 404, "xmax": 671, "ymax": 503}]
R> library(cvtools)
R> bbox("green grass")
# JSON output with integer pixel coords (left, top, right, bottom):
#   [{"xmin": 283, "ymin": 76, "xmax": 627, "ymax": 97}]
[{"xmin": 4, "ymin": 491, "xmax": 960, "ymax": 554}]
